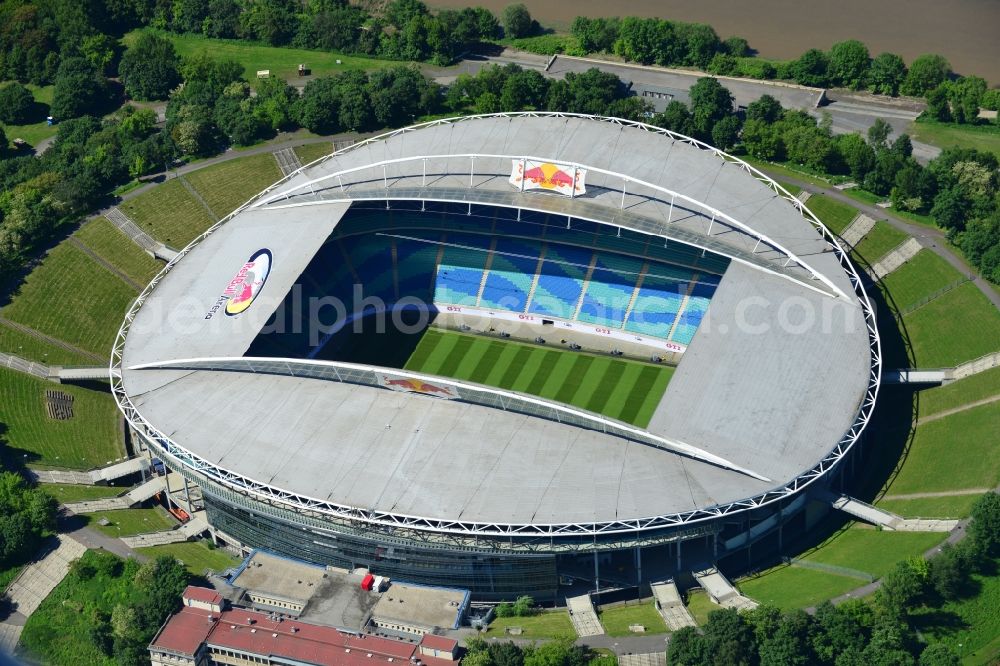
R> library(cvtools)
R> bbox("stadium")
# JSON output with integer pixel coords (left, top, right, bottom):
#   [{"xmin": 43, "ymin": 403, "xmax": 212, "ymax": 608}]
[{"xmin": 111, "ymin": 113, "xmax": 881, "ymax": 603}]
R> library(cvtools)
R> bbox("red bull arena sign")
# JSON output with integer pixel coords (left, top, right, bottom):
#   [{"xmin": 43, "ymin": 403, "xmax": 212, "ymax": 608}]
[
  {"xmin": 205, "ymin": 248, "xmax": 272, "ymax": 319},
  {"xmin": 510, "ymin": 159, "xmax": 586, "ymax": 197},
  {"xmin": 380, "ymin": 374, "xmax": 457, "ymax": 399}
]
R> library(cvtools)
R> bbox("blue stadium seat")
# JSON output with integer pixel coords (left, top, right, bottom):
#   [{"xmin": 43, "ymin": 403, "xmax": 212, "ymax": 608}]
[
  {"xmin": 529, "ymin": 245, "xmax": 593, "ymax": 319},
  {"xmin": 434, "ymin": 234, "xmax": 493, "ymax": 305},
  {"xmin": 479, "ymin": 240, "xmax": 542, "ymax": 312}
]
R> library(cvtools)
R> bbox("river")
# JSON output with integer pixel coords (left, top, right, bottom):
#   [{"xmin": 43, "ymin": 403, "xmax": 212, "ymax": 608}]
[{"xmin": 430, "ymin": 0, "xmax": 1000, "ymax": 83}]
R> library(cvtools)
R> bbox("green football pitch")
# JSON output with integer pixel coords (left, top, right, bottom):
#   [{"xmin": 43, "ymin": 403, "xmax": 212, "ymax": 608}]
[{"xmin": 403, "ymin": 329, "xmax": 674, "ymax": 427}]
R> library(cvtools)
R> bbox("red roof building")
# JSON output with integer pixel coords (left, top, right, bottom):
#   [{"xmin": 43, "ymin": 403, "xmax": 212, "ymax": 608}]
[{"xmin": 149, "ymin": 589, "xmax": 460, "ymax": 666}]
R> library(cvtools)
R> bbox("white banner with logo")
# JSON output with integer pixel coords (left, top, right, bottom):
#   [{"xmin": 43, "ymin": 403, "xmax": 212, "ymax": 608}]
[{"xmin": 509, "ymin": 159, "xmax": 586, "ymax": 197}]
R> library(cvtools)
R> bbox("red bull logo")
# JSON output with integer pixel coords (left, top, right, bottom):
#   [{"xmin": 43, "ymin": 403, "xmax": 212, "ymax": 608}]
[
  {"xmin": 205, "ymin": 249, "xmax": 272, "ymax": 320},
  {"xmin": 381, "ymin": 376, "xmax": 456, "ymax": 398},
  {"xmin": 509, "ymin": 159, "xmax": 587, "ymax": 196}
]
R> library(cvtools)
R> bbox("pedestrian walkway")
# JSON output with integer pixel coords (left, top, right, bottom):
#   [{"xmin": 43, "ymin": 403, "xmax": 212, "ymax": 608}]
[
  {"xmin": 120, "ymin": 510, "xmax": 208, "ymax": 548},
  {"xmin": 650, "ymin": 580, "xmax": 696, "ymax": 631},
  {"xmin": 619, "ymin": 653, "xmax": 666, "ymax": 666},
  {"xmin": 126, "ymin": 476, "xmax": 166, "ymax": 503},
  {"xmin": 825, "ymin": 491, "xmax": 957, "ymax": 532},
  {"xmin": 64, "ymin": 496, "xmax": 132, "ymax": 513},
  {"xmin": 104, "ymin": 207, "xmax": 177, "ymax": 262},
  {"xmin": 92, "ymin": 456, "xmax": 150, "ymax": 483},
  {"xmin": 839, "ymin": 213, "xmax": 876, "ymax": 248},
  {"xmin": 869, "ymin": 237, "xmax": 923, "ymax": 279},
  {"xmin": 566, "ymin": 594, "xmax": 604, "ymax": 637},
  {"xmin": 693, "ymin": 567, "xmax": 758, "ymax": 611},
  {"xmin": 29, "ymin": 469, "xmax": 95, "ymax": 485},
  {"xmin": 274, "ymin": 147, "xmax": 303, "ymax": 176},
  {"xmin": 0, "ymin": 350, "xmax": 49, "ymax": 379},
  {"xmin": 795, "ymin": 190, "xmax": 812, "ymax": 203}
]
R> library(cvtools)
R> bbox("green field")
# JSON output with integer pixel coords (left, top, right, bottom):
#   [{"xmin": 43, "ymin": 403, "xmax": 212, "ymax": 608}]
[
  {"xmin": 909, "ymin": 120, "xmax": 1000, "ymax": 158},
  {"xmin": 684, "ymin": 590, "xmax": 717, "ymax": 626},
  {"xmin": 598, "ymin": 603, "xmax": 667, "ymax": 636},
  {"xmin": 798, "ymin": 524, "xmax": 946, "ymax": 579},
  {"xmin": 0, "ymin": 82, "xmax": 57, "ymax": 148},
  {"xmin": 883, "ymin": 402, "xmax": 1000, "ymax": 495},
  {"xmin": 85, "ymin": 507, "xmax": 175, "ymax": 537},
  {"xmin": 404, "ymin": 329, "xmax": 674, "ymax": 427},
  {"xmin": 901, "ymin": 283, "xmax": 1000, "ymax": 366},
  {"xmin": 124, "ymin": 30, "xmax": 398, "ymax": 85},
  {"xmin": 0, "ymin": 321, "xmax": 96, "ymax": 366},
  {"xmin": 916, "ymin": 557, "xmax": 1000, "ymax": 665},
  {"xmin": 40, "ymin": 484, "xmax": 125, "ymax": 504},
  {"xmin": 136, "ymin": 541, "xmax": 240, "ymax": 576},
  {"xmin": 851, "ymin": 220, "xmax": 910, "ymax": 263},
  {"xmin": 737, "ymin": 565, "xmax": 864, "ymax": 610},
  {"xmin": 182, "ymin": 152, "xmax": 283, "ymax": 219},
  {"xmin": 1, "ymin": 243, "xmax": 138, "ymax": 358},
  {"xmin": 918, "ymin": 366, "xmax": 1000, "ymax": 419},
  {"xmin": 294, "ymin": 141, "xmax": 334, "ymax": 165},
  {"xmin": 0, "ymin": 368, "xmax": 124, "ymax": 469},
  {"xmin": 877, "ymin": 493, "xmax": 983, "ymax": 519},
  {"xmin": 119, "ymin": 178, "xmax": 217, "ymax": 248},
  {"xmin": 879, "ymin": 250, "xmax": 966, "ymax": 312},
  {"xmin": 806, "ymin": 194, "xmax": 859, "ymax": 235},
  {"xmin": 75, "ymin": 218, "xmax": 164, "ymax": 286},
  {"xmin": 485, "ymin": 611, "xmax": 575, "ymax": 639}
]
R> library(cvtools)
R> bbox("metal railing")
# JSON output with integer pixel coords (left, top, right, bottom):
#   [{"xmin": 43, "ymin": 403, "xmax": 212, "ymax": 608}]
[{"xmin": 109, "ymin": 112, "xmax": 882, "ymax": 539}]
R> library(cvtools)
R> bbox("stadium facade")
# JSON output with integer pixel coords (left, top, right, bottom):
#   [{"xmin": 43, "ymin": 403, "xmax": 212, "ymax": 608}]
[{"xmin": 112, "ymin": 114, "xmax": 881, "ymax": 602}]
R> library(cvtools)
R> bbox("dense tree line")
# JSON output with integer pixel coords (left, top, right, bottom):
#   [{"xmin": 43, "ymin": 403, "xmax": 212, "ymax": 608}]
[
  {"xmin": 464, "ymin": 636, "xmax": 611, "ymax": 666},
  {"xmin": 667, "ymin": 492, "xmax": 1000, "ymax": 666},
  {"xmin": 0, "ymin": 471, "xmax": 57, "ymax": 572}
]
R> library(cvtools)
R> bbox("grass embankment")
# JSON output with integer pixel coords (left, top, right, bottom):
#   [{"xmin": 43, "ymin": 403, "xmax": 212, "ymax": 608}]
[
  {"xmin": 877, "ymin": 494, "xmax": 983, "ymax": 519},
  {"xmin": 0, "ymin": 322, "xmax": 96, "ymax": 366},
  {"xmin": 404, "ymin": 328, "xmax": 674, "ymax": 427},
  {"xmin": 909, "ymin": 119, "xmax": 1000, "ymax": 158},
  {"xmin": 851, "ymin": 220, "xmax": 910, "ymax": 264},
  {"xmin": 918, "ymin": 366, "xmax": 1000, "ymax": 418},
  {"xmin": 738, "ymin": 566, "xmax": 864, "ymax": 611},
  {"xmin": 684, "ymin": 590, "xmax": 717, "ymax": 626},
  {"xmin": 1, "ymin": 242, "xmax": 138, "ymax": 358},
  {"xmin": 294, "ymin": 141, "xmax": 334, "ymax": 165},
  {"xmin": 136, "ymin": 541, "xmax": 240, "ymax": 576},
  {"xmin": 598, "ymin": 602, "xmax": 667, "ymax": 636},
  {"xmin": 75, "ymin": 217, "xmax": 163, "ymax": 286},
  {"xmin": 0, "ymin": 368, "xmax": 124, "ymax": 469},
  {"xmin": 40, "ymin": 484, "xmax": 125, "ymax": 504},
  {"xmin": 901, "ymin": 283, "xmax": 1000, "ymax": 366},
  {"xmin": 119, "ymin": 178, "xmax": 216, "ymax": 248},
  {"xmin": 805, "ymin": 194, "xmax": 859, "ymax": 235},
  {"xmin": 916, "ymin": 557, "xmax": 1000, "ymax": 665},
  {"xmin": 485, "ymin": 611, "xmax": 575, "ymax": 640},
  {"xmin": 879, "ymin": 249, "xmax": 966, "ymax": 312},
  {"xmin": 124, "ymin": 29, "xmax": 397, "ymax": 85},
  {"xmin": 181, "ymin": 152, "xmax": 283, "ymax": 219}
]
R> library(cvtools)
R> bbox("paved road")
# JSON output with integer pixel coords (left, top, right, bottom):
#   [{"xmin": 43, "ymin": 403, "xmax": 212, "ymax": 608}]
[{"xmin": 771, "ymin": 172, "xmax": 1000, "ymax": 312}]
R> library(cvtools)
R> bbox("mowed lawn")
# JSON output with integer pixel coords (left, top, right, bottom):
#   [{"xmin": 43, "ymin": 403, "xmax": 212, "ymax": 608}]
[
  {"xmin": 851, "ymin": 220, "xmax": 909, "ymax": 264},
  {"xmin": 599, "ymin": 603, "xmax": 667, "ymax": 636},
  {"xmin": 40, "ymin": 483, "xmax": 124, "ymax": 504},
  {"xmin": 917, "ymin": 365, "xmax": 1000, "ymax": 419},
  {"xmin": 901, "ymin": 283, "xmax": 1000, "ymax": 366},
  {"xmin": 684, "ymin": 590, "xmax": 717, "ymax": 626},
  {"xmin": 883, "ymin": 402, "xmax": 1000, "ymax": 495},
  {"xmin": 136, "ymin": 541, "xmax": 241, "ymax": 576},
  {"xmin": 404, "ymin": 329, "xmax": 674, "ymax": 427},
  {"xmin": 799, "ymin": 525, "xmax": 946, "ymax": 579},
  {"xmin": 119, "ymin": 178, "xmax": 216, "ymax": 248},
  {"xmin": 879, "ymin": 249, "xmax": 965, "ymax": 312},
  {"xmin": 806, "ymin": 194, "xmax": 859, "ymax": 235},
  {"xmin": 183, "ymin": 153, "xmax": 283, "ymax": 219},
  {"xmin": 85, "ymin": 507, "xmax": 175, "ymax": 537},
  {"xmin": 0, "ymin": 322, "xmax": 96, "ymax": 366},
  {"xmin": 294, "ymin": 141, "xmax": 334, "ymax": 165},
  {"xmin": 486, "ymin": 611, "xmax": 575, "ymax": 639},
  {"xmin": 0, "ymin": 368, "xmax": 124, "ymax": 469},
  {"xmin": 125, "ymin": 30, "xmax": 397, "ymax": 84},
  {"xmin": 877, "ymin": 493, "xmax": 983, "ymax": 519},
  {"xmin": 0, "ymin": 82, "xmax": 57, "ymax": 148},
  {"xmin": 1, "ymin": 243, "xmax": 138, "ymax": 358},
  {"xmin": 737, "ymin": 565, "xmax": 863, "ymax": 610},
  {"xmin": 75, "ymin": 218, "xmax": 164, "ymax": 286},
  {"xmin": 909, "ymin": 120, "xmax": 1000, "ymax": 159}
]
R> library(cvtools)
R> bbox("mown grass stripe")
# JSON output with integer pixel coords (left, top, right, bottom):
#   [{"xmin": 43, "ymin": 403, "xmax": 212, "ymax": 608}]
[
  {"xmin": 629, "ymin": 367, "xmax": 675, "ymax": 427},
  {"xmin": 404, "ymin": 329, "xmax": 446, "ymax": 372},
  {"xmin": 453, "ymin": 338, "xmax": 491, "ymax": 379},
  {"xmin": 554, "ymin": 356, "xmax": 594, "ymax": 404},
  {"xmin": 525, "ymin": 351, "xmax": 561, "ymax": 394},
  {"xmin": 618, "ymin": 366, "xmax": 663, "ymax": 424},
  {"xmin": 540, "ymin": 353, "xmax": 580, "ymax": 398},
  {"xmin": 602, "ymin": 364, "xmax": 645, "ymax": 419},
  {"xmin": 469, "ymin": 341, "xmax": 505, "ymax": 383},
  {"xmin": 572, "ymin": 357, "xmax": 612, "ymax": 410},
  {"xmin": 586, "ymin": 361, "xmax": 627, "ymax": 413},
  {"xmin": 484, "ymin": 344, "xmax": 523, "ymax": 385},
  {"xmin": 498, "ymin": 347, "xmax": 534, "ymax": 388},
  {"xmin": 436, "ymin": 335, "xmax": 474, "ymax": 376}
]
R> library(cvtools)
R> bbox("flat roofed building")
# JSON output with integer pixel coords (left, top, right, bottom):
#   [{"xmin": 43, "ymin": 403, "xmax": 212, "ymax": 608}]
[
  {"xmin": 229, "ymin": 550, "xmax": 328, "ymax": 616},
  {"xmin": 371, "ymin": 583, "xmax": 470, "ymax": 636}
]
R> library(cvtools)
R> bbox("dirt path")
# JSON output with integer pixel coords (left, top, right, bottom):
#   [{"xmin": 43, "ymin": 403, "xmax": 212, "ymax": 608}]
[
  {"xmin": 67, "ymin": 237, "xmax": 142, "ymax": 292},
  {"xmin": 0, "ymin": 317, "xmax": 104, "ymax": 363},
  {"xmin": 882, "ymin": 488, "xmax": 991, "ymax": 501},
  {"xmin": 915, "ymin": 394, "xmax": 1000, "ymax": 426}
]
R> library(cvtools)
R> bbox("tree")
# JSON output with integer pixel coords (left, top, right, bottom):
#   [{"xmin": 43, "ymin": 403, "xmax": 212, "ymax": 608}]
[
  {"xmin": 968, "ymin": 491, "xmax": 1000, "ymax": 555},
  {"xmin": 80, "ymin": 34, "xmax": 120, "ymax": 77},
  {"xmin": 50, "ymin": 57, "xmax": 108, "ymax": 120},
  {"xmin": 902, "ymin": 54, "xmax": 950, "ymax": 97},
  {"xmin": 241, "ymin": 0, "xmax": 299, "ymax": 45},
  {"xmin": 949, "ymin": 76, "xmax": 987, "ymax": 124},
  {"xmin": 925, "ymin": 84, "xmax": 952, "ymax": 122},
  {"xmin": 759, "ymin": 610, "xmax": 815, "ymax": 666},
  {"xmin": 741, "ymin": 118, "xmax": 784, "ymax": 160},
  {"xmin": 702, "ymin": 607, "xmax": 757, "ymax": 664},
  {"xmin": 297, "ymin": 76, "xmax": 345, "ymax": 134},
  {"xmin": 724, "ymin": 36, "xmax": 750, "ymax": 57},
  {"xmin": 828, "ymin": 40, "xmax": 870, "ymax": 89},
  {"xmin": 919, "ymin": 644, "xmax": 959, "ymax": 666},
  {"xmin": 0, "ymin": 83, "xmax": 35, "ymax": 124},
  {"xmin": 205, "ymin": 0, "xmax": 242, "ymax": 38},
  {"xmin": 746, "ymin": 94, "xmax": 782, "ymax": 124},
  {"xmin": 667, "ymin": 625, "xmax": 706, "ymax": 665},
  {"xmin": 838, "ymin": 132, "xmax": 876, "ymax": 180},
  {"xmin": 876, "ymin": 559, "xmax": 927, "ymax": 619},
  {"xmin": 812, "ymin": 602, "xmax": 865, "ymax": 663},
  {"xmin": 868, "ymin": 118, "xmax": 893, "ymax": 150},
  {"xmin": 688, "ymin": 77, "xmax": 734, "ymax": 140},
  {"xmin": 119, "ymin": 32, "xmax": 181, "ymax": 100},
  {"xmin": 501, "ymin": 4, "xmax": 532, "ymax": 39},
  {"xmin": 653, "ymin": 101, "xmax": 696, "ymax": 136},
  {"xmin": 868, "ymin": 53, "xmax": 907, "ymax": 96},
  {"xmin": 711, "ymin": 114, "xmax": 742, "ymax": 150},
  {"xmin": 792, "ymin": 48, "xmax": 829, "ymax": 87},
  {"xmin": 172, "ymin": 0, "xmax": 210, "ymax": 33}
]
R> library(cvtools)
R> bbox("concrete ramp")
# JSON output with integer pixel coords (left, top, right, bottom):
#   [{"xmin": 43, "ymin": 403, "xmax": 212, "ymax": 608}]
[
  {"xmin": 64, "ymin": 496, "xmax": 132, "ymax": 513},
  {"xmin": 566, "ymin": 594, "xmax": 604, "ymax": 637},
  {"xmin": 120, "ymin": 511, "xmax": 208, "ymax": 548},
  {"xmin": 29, "ymin": 469, "xmax": 95, "ymax": 485},
  {"xmin": 795, "ymin": 191, "xmax": 812, "ymax": 203},
  {"xmin": 274, "ymin": 147, "xmax": 303, "ymax": 176},
  {"xmin": 693, "ymin": 567, "xmax": 758, "ymax": 611},
  {"xmin": 178, "ymin": 512, "xmax": 209, "ymax": 538},
  {"xmin": 54, "ymin": 366, "xmax": 108, "ymax": 382},
  {"xmin": 126, "ymin": 476, "xmax": 166, "ymax": 503},
  {"xmin": 839, "ymin": 214, "xmax": 876, "ymax": 248},
  {"xmin": 827, "ymin": 492, "xmax": 902, "ymax": 528},
  {"xmin": 1, "ymin": 351, "xmax": 50, "ymax": 379},
  {"xmin": 883, "ymin": 369, "xmax": 948, "ymax": 384},
  {"xmin": 870, "ymin": 238, "xmax": 922, "ymax": 279},
  {"xmin": 651, "ymin": 580, "xmax": 697, "ymax": 630},
  {"xmin": 953, "ymin": 352, "xmax": 1000, "ymax": 380},
  {"xmin": 91, "ymin": 457, "xmax": 150, "ymax": 482},
  {"xmin": 892, "ymin": 519, "xmax": 959, "ymax": 532},
  {"xmin": 4, "ymin": 536, "xmax": 86, "ymax": 618}
]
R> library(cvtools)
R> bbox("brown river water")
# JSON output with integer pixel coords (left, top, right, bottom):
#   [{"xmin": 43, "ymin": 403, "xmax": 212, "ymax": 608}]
[{"xmin": 431, "ymin": 0, "xmax": 1000, "ymax": 83}]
